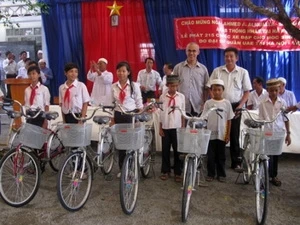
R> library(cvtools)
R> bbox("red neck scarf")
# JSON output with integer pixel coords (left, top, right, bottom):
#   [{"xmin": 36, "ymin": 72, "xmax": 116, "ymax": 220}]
[
  {"xmin": 64, "ymin": 84, "xmax": 74, "ymax": 108},
  {"xmin": 167, "ymin": 94, "xmax": 177, "ymax": 113},
  {"xmin": 119, "ymin": 83, "xmax": 128, "ymax": 104},
  {"xmin": 29, "ymin": 86, "xmax": 38, "ymax": 105}
]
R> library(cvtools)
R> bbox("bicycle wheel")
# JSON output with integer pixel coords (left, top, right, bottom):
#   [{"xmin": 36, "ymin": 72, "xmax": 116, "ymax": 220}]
[
  {"xmin": 0, "ymin": 148, "xmax": 41, "ymax": 207},
  {"xmin": 120, "ymin": 152, "xmax": 139, "ymax": 215},
  {"xmin": 48, "ymin": 133, "xmax": 68, "ymax": 172},
  {"xmin": 57, "ymin": 151, "xmax": 93, "ymax": 211},
  {"xmin": 182, "ymin": 157, "xmax": 194, "ymax": 222},
  {"xmin": 141, "ymin": 129, "xmax": 153, "ymax": 178},
  {"xmin": 100, "ymin": 131, "xmax": 115, "ymax": 175},
  {"xmin": 242, "ymin": 134, "xmax": 251, "ymax": 184},
  {"xmin": 255, "ymin": 159, "xmax": 269, "ymax": 225}
]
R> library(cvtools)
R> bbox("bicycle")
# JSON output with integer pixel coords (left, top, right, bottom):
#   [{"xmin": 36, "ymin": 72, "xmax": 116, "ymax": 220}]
[
  {"xmin": 236, "ymin": 108, "xmax": 288, "ymax": 225},
  {"xmin": 110, "ymin": 99, "xmax": 160, "ymax": 215},
  {"xmin": 0, "ymin": 98, "xmax": 66, "ymax": 207},
  {"xmin": 172, "ymin": 105, "xmax": 223, "ymax": 222},
  {"xmin": 56, "ymin": 104, "xmax": 115, "ymax": 211}
]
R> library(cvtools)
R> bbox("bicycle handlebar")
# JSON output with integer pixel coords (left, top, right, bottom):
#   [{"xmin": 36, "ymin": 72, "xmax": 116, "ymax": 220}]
[
  {"xmin": 236, "ymin": 107, "xmax": 289, "ymax": 125},
  {"xmin": 70, "ymin": 103, "xmax": 115, "ymax": 122},
  {"xmin": 171, "ymin": 105, "xmax": 223, "ymax": 121},
  {"xmin": 117, "ymin": 98, "xmax": 163, "ymax": 116},
  {"xmin": 1, "ymin": 97, "xmax": 43, "ymax": 119}
]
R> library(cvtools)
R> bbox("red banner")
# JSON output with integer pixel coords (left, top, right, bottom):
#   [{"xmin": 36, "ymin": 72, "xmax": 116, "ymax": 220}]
[{"xmin": 174, "ymin": 16, "xmax": 300, "ymax": 51}]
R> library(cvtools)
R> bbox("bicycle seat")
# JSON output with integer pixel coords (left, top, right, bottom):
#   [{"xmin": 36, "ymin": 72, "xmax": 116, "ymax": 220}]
[
  {"xmin": 244, "ymin": 119, "xmax": 261, "ymax": 128},
  {"xmin": 7, "ymin": 111, "xmax": 22, "ymax": 119},
  {"xmin": 44, "ymin": 111, "xmax": 59, "ymax": 120},
  {"xmin": 93, "ymin": 116, "xmax": 110, "ymax": 124}
]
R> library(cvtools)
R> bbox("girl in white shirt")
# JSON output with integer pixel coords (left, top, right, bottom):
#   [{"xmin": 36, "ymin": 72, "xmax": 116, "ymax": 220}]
[
  {"xmin": 111, "ymin": 61, "xmax": 143, "ymax": 172},
  {"xmin": 24, "ymin": 66, "xmax": 50, "ymax": 128},
  {"xmin": 59, "ymin": 63, "xmax": 90, "ymax": 124}
]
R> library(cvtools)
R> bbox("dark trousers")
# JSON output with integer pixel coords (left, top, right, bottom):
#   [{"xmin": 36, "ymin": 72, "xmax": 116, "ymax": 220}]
[
  {"xmin": 230, "ymin": 102, "xmax": 241, "ymax": 168},
  {"xmin": 207, "ymin": 139, "xmax": 226, "ymax": 178},
  {"xmin": 161, "ymin": 129, "xmax": 181, "ymax": 175},
  {"xmin": 269, "ymin": 155, "xmax": 279, "ymax": 178},
  {"xmin": 6, "ymin": 74, "xmax": 17, "ymax": 98},
  {"xmin": 64, "ymin": 113, "xmax": 81, "ymax": 124},
  {"xmin": 142, "ymin": 91, "xmax": 155, "ymax": 104},
  {"xmin": 114, "ymin": 111, "xmax": 133, "ymax": 169}
]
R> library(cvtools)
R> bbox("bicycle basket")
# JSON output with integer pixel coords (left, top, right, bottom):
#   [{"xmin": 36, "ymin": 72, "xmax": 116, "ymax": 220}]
[
  {"xmin": 110, "ymin": 123, "xmax": 145, "ymax": 150},
  {"xmin": 19, "ymin": 123, "xmax": 51, "ymax": 149},
  {"xmin": 247, "ymin": 128, "xmax": 285, "ymax": 155},
  {"xmin": 58, "ymin": 123, "xmax": 92, "ymax": 147},
  {"xmin": 0, "ymin": 113, "xmax": 11, "ymax": 145},
  {"xmin": 177, "ymin": 128, "xmax": 211, "ymax": 157}
]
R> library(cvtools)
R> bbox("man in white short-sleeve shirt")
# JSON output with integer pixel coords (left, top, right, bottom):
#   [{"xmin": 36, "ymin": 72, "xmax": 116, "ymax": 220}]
[
  {"xmin": 277, "ymin": 77, "xmax": 297, "ymax": 107},
  {"xmin": 247, "ymin": 77, "xmax": 268, "ymax": 110},
  {"xmin": 207, "ymin": 47, "xmax": 252, "ymax": 170}
]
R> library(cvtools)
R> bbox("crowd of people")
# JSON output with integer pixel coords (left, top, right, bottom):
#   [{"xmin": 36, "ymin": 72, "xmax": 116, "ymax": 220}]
[{"xmin": 0, "ymin": 42, "xmax": 299, "ymax": 187}]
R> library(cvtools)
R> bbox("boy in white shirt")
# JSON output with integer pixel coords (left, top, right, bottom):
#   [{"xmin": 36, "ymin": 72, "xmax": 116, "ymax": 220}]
[
  {"xmin": 203, "ymin": 79, "xmax": 234, "ymax": 182},
  {"xmin": 259, "ymin": 78, "xmax": 291, "ymax": 186},
  {"xmin": 159, "ymin": 75, "xmax": 185, "ymax": 182}
]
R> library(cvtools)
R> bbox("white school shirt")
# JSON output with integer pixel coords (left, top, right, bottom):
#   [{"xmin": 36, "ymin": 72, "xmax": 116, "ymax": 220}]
[
  {"xmin": 0, "ymin": 89, "xmax": 3, "ymax": 97},
  {"xmin": 247, "ymin": 89, "xmax": 268, "ymax": 110},
  {"xmin": 24, "ymin": 82, "xmax": 50, "ymax": 111},
  {"xmin": 159, "ymin": 91, "xmax": 185, "ymax": 129},
  {"xmin": 59, "ymin": 79, "xmax": 90, "ymax": 114},
  {"xmin": 87, "ymin": 70, "xmax": 113, "ymax": 106},
  {"xmin": 258, "ymin": 96, "xmax": 288, "ymax": 131},
  {"xmin": 137, "ymin": 69, "xmax": 162, "ymax": 92},
  {"xmin": 111, "ymin": 80, "xmax": 143, "ymax": 112},
  {"xmin": 201, "ymin": 99, "xmax": 234, "ymax": 141},
  {"xmin": 16, "ymin": 67, "xmax": 28, "ymax": 79},
  {"xmin": 207, "ymin": 65, "xmax": 252, "ymax": 103},
  {"xmin": 17, "ymin": 60, "xmax": 25, "ymax": 70},
  {"xmin": 279, "ymin": 89, "xmax": 297, "ymax": 107}
]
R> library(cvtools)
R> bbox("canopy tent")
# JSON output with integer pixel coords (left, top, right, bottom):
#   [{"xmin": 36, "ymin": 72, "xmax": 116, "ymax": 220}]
[{"xmin": 41, "ymin": 0, "xmax": 300, "ymax": 101}]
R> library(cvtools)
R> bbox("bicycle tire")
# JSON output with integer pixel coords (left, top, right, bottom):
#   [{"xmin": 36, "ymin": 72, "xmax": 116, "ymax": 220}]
[
  {"xmin": 140, "ymin": 130, "xmax": 153, "ymax": 178},
  {"xmin": 100, "ymin": 131, "xmax": 114, "ymax": 175},
  {"xmin": 48, "ymin": 133, "xmax": 68, "ymax": 172},
  {"xmin": 255, "ymin": 159, "xmax": 269, "ymax": 225},
  {"xmin": 57, "ymin": 151, "xmax": 93, "ymax": 211},
  {"xmin": 120, "ymin": 152, "xmax": 139, "ymax": 215},
  {"xmin": 182, "ymin": 157, "xmax": 194, "ymax": 222},
  {"xmin": 242, "ymin": 133, "xmax": 251, "ymax": 184},
  {"xmin": 0, "ymin": 148, "xmax": 41, "ymax": 207}
]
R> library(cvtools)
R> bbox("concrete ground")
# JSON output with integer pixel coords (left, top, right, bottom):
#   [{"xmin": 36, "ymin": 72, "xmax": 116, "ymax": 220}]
[{"xmin": 0, "ymin": 148, "xmax": 299, "ymax": 225}]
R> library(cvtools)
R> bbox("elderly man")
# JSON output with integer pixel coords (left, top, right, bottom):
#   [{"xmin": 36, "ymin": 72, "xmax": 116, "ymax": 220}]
[
  {"xmin": 87, "ymin": 58, "xmax": 113, "ymax": 106},
  {"xmin": 38, "ymin": 59, "xmax": 53, "ymax": 88},
  {"xmin": 207, "ymin": 47, "xmax": 252, "ymax": 170},
  {"xmin": 159, "ymin": 63, "xmax": 174, "ymax": 95},
  {"xmin": 173, "ymin": 42, "xmax": 209, "ymax": 115},
  {"xmin": 278, "ymin": 77, "xmax": 297, "ymax": 107},
  {"xmin": 37, "ymin": 50, "xmax": 43, "ymax": 60},
  {"xmin": 247, "ymin": 76, "xmax": 268, "ymax": 110},
  {"xmin": 3, "ymin": 51, "xmax": 17, "ymax": 98},
  {"xmin": 137, "ymin": 57, "xmax": 162, "ymax": 103}
]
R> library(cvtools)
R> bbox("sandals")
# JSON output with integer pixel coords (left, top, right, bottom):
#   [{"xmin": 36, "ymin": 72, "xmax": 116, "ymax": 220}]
[
  {"xmin": 175, "ymin": 175, "xmax": 182, "ymax": 183},
  {"xmin": 206, "ymin": 176, "xmax": 214, "ymax": 182},
  {"xmin": 270, "ymin": 177, "xmax": 282, "ymax": 187},
  {"xmin": 160, "ymin": 173, "xmax": 169, "ymax": 181}
]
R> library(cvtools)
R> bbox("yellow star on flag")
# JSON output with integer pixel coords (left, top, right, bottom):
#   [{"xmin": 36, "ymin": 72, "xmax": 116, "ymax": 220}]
[{"xmin": 107, "ymin": 1, "xmax": 123, "ymax": 16}]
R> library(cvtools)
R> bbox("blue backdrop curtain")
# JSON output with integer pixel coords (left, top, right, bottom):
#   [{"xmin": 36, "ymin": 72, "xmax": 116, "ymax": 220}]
[
  {"xmin": 41, "ymin": 0, "xmax": 85, "ymax": 98},
  {"xmin": 41, "ymin": 0, "xmax": 300, "ymax": 100},
  {"xmin": 143, "ymin": 0, "xmax": 300, "ymax": 99}
]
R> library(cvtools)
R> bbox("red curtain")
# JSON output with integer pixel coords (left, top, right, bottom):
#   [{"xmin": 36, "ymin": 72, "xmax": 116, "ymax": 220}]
[{"xmin": 81, "ymin": 0, "xmax": 154, "ymax": 92}]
